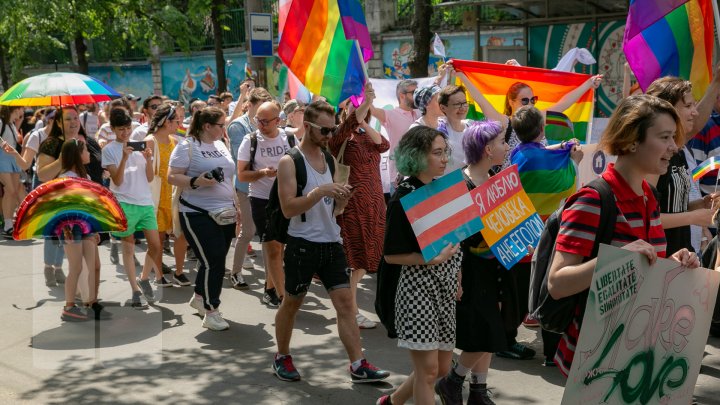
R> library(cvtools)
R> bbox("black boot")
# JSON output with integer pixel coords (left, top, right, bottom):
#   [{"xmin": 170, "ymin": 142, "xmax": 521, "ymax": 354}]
[
  {"xmin": 435, "ymin": 369, "xmax": 464, "ymax": 405},
  {"xmin": 467, "ymin": 383, "xmax": 495, "ymax": 405}
]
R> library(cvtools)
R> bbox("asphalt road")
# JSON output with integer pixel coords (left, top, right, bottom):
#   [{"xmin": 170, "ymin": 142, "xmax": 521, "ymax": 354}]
[{"xmin": 1, "ymin": 238, "xmax": 719, "ymax": 404}]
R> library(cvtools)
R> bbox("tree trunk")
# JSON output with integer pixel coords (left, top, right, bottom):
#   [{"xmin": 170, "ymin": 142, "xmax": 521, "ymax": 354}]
[
  {"xmin": 212, "ymin": 0, "xmax": 227, "ymax": 94},
  {"xmin": 74, "ymin": 32, "xmax": 89, "ymax": 74},
  {"xmin": 408, "ymin": 0, "xmax": 432, "ymax": 78},
  {"xmin": 0, "ymin": 41, "xmax": 9, "ymax": 91}
]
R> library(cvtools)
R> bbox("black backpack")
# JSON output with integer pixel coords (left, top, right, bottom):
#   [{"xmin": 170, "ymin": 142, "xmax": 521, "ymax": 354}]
[
  {"xmin": 264, "ymin": 147, "xmax": 335, "ymax": 243},
  {"xmin": 528, "ymin": 177, "xmax": 616, "ymax": 333}
]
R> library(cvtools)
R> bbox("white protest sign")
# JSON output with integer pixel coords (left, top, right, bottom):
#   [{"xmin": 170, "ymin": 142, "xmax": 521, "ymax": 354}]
[
  {"xmin": 577, "ymin": 143, "xmax": 617, "ymax": 187},
  {"xmin": 562, "ymin": 244, "xmax": 720, "ymax": 405}
]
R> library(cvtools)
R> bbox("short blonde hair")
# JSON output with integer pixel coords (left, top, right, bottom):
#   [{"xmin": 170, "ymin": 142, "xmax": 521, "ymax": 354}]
[{"xmin": 599, "ymin": 95, "xmax": 683, "ymax": 156}]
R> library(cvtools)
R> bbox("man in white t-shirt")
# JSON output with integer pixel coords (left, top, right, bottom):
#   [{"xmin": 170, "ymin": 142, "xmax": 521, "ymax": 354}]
[
  {"xmin": 237, "ymin": 101, "xmax": 295, "ymax": 307},
  {"xmin": 102, "ymin": 109, "xmax": 168, "ymax": 309},
  {"xmin": 369, "ymin": 79, "xmax": 420, "ymax": 188},
  {"xmin": 130, "ymin": 96, "xmax": 163, "ymax": 141}
]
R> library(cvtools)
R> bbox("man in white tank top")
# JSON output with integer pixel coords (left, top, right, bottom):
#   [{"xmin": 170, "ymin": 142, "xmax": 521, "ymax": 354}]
[{"xmin": 271, "ymin": 101, "xmax": 390, "ymax": 384}]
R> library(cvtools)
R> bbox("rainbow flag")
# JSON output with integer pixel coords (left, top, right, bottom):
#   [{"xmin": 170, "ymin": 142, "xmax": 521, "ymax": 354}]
[
  {"xmin": 451, "ymin": 59, "xmax": 594, "ymax": 143},
  {"xmin": 692, "ymin": 156, "xmax": 720, "ymax": 181},
  {"xmin": 244, "ymin": 63, "xmax": 254, "ymax": 80},
  {"xmin": 510, "ymin": 143, "xmax": 577, "ymax": 220},
  {"xmin": 623, "ymin": 0, "xmax": 714, "ymax": 100},
  {"xmin": 401, "ymin": 169, "xmax": 484, "ymax": 262},
  {"xmin": 545, "ymin": 111, "xmax": 575, "ymax": 143},
  {"xmin": 337, "ymin": 0, "xmax": 373, "ymax": 62},
  {"xmin": 279, "ymin": 0, "xmax": 367, "ymax": 106}
]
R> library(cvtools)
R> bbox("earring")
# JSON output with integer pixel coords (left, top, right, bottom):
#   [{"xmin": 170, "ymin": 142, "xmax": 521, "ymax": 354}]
[{"xmin": 488, "ymin": 153, "xmax": 493, "ymax": 159}]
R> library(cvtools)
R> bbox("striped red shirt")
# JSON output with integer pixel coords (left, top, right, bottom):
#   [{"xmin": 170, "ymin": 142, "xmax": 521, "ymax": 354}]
[{"xmin": 552, "ymin": 163, "xmax": 667, "ymax": 376}]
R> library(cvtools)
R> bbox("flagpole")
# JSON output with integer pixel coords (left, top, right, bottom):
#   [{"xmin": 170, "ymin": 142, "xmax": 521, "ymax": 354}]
[{"xmin": 713, "ymin": 0, "xmax": 720, "ymax": 54}]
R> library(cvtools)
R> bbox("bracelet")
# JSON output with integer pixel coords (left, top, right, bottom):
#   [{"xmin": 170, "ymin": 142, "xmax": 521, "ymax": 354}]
[{"xmin": 189, "ymin": 176, "xmax": 199, "ymax": 189}]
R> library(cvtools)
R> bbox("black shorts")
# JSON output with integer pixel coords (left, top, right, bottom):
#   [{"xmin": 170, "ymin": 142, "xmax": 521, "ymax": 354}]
[
  {"xmin": 284, "ymin": 236, "xmax": 350, "ymax": 296},
  {"xmin": 249, "ymin": 196, "xmax": 269, "ymax": 242}
]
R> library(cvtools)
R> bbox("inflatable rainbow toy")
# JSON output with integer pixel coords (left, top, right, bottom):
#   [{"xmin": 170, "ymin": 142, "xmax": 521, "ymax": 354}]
[{"xmin": 13, "ymin": 177, "xmax": 127, "ymax": 240}]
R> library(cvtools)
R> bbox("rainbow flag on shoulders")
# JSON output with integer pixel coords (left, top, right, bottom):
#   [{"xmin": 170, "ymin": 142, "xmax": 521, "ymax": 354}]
[
  {"xmin": 623, "ymin": 0, "xmax": 714, "ymax": 100},
  {"xmin": 279, "ymin": 0, "xmax": 368, "ymax": 106},
  {"xmin": 545, "ymin": 111, "xmax": 575, "ymax": 143},
  {"xmin": 510, "ymin": 143, "xmax": 577, "ymax": 220},
  {"xmin": 692, "ymin": 156, "xmax": 720, "ymax": 181},
  {"xmin": 401, "ymin": 169, "xmax": 484, "ymax": 262},
  {"xmin": 451, "ymin": 59, "xmax": 594, "ymax": 143}
]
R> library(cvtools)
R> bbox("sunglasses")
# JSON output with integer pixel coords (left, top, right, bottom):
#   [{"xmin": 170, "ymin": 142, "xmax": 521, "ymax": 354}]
[
  {"xmin": 149, "ymin": 104, "xmax": 162, "ymax": 110},
  {"xmin": 305, "ymin": 121, "xmax": 337, "ymax": 136},
  {"xmin": 520, "ymin": 96, "xmax": 538, "ymax": 105},
  {"xmin": 254, "ymin": 117, "xmax": 279, "ymax": 126}
]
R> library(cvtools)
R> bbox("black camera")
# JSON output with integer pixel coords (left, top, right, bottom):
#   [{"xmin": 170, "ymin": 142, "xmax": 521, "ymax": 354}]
[{"xmin": 204, "ymin": 167, "xmax": 224, "ymax": 183}]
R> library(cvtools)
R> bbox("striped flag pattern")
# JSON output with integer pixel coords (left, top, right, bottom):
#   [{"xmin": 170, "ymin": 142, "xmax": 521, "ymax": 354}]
[
  {"xmin": 692, "ymin": 156, "xmax": 720, "ymax": 181},
  {"xmin": 623, "ymin": 0, "xmax": 714, "ymax": 100},
  {"xmin": 451, "ymin": 59, "xmax": 594, "ymax": 143},
  {"xmin": 401, "ymin": 169, "xmax": 484, "ymax": 262},
  {"xmin": 545, "ymin": 111, "xmax": 575, "ymax": 143}
]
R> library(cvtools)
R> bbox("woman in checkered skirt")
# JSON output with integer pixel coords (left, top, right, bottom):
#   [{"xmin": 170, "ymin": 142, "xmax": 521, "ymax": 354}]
[{"xmin": 379, "ymin": 126, "xmax": 462, "ymax": 405}]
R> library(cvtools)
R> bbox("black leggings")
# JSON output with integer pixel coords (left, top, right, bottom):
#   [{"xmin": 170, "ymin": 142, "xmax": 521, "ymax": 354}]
[{"xmin": 180, "ymin": 212, "xmax": 235, "ymax": 310}]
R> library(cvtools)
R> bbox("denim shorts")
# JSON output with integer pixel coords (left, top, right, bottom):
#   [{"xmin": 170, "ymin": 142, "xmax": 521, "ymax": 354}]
[{"xmin": 284, "ymin": 236, "xmax": 350, "ymax": 296}]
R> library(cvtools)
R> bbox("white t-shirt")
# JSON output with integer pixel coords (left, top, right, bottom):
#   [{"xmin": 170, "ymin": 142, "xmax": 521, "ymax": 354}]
[
  {"xmin": 443, "ymin": 119, "xmax": 471, "ymax": 174},
  {"xmin": 101, "ymin": 141, "xmax": 154, "ymax": 206},
  {"xmin": 24, "ymin": 127, "xmax": 48, "ymax": 153},
  {"xmin": 130, "ymin": 123, "xmax": 149, "ymax": 141},
  {"xmin": 59, "ymin": 170, "xmax": 89, "ymax": 179},
  {"xmin": 169, "ymin": 139, "xmax": 236, "ymax": 213},
  {"xmin": 237, "ymin": 130, "xmax": 293, "ymax": 199},
  {"xmin": 79, "ymin": 112, "xmax": 100, "ymax": 139},
  {"xmin": 97, "ymin": 121, "xmax": 140, "ymax": 144},
  {"xmin": 0, "ymin": 120, "xmax": 19, "ymax": 150}
]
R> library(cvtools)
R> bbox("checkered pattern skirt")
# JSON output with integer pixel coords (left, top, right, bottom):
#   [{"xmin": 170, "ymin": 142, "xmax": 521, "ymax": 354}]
[{"xmin": 394, "ymin": 252, "xmax": 462, "ymax": 351}]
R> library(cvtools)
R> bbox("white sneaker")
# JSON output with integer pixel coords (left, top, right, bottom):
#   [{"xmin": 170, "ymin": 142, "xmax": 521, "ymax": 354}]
[
  {"xmin": 356, "ymin": 313, "xmax": 377, "ymax": 329},
  {"xmin": 203, "ymin": 311, "xmax": 229, "ymax": 331},
  {"xmin": 242, "ymin": 257, "xmax": 254, "ymax": 269},
  {"xmin": 189, "ymin": 295, "xmax": 207, "ymax": 316}
]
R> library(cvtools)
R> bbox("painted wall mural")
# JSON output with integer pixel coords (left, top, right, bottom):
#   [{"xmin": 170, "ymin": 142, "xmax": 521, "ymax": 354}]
[
  {"xmin": 88, "ymin": 65, "xmax": 154, "ymax": 100},
  {"xmin": 161, "ymin": 53, "xmax": 247, "ymax": 105},
  {"xmin": 528, "ymin": 21, "xmax": 627, "ymax": 118}
]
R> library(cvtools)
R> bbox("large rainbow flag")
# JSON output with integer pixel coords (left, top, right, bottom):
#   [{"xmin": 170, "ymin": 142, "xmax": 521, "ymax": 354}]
[
  {"xmin": 278, "ymin": 0, "xmax": 368, "ymax": 106},
  {"xmin": 510, "ymin": 143, "xmax": 577, "ymax": 220},
  {"xmin": 451, "ymin": 59, "xmax": 594, "ymax": 143},
  {"xmin": 623, "ymin": 0, "xmax": 714, "ymax": 100}
]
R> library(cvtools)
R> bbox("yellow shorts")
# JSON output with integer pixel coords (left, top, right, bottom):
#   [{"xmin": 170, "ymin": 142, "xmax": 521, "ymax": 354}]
[{"xmin": 156, "ymin": 206, "xmax": 173, "ymax": 233}]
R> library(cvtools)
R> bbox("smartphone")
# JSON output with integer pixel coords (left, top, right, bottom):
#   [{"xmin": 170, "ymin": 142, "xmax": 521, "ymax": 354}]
[{"xmin": 127, "ymin": 141, "xmax": 146, "ymax": 152}]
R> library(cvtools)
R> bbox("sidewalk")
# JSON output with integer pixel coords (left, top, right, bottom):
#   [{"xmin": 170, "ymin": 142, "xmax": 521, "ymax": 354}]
[{"xmin": 0, "ymin": 238, "xmax": 718, "ymax": 404}]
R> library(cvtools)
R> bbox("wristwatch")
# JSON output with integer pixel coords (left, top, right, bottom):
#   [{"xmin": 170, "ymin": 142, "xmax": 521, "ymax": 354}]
[{"xmin": 190, "ymin": 176, "xmax": 199, "ymax": 189}]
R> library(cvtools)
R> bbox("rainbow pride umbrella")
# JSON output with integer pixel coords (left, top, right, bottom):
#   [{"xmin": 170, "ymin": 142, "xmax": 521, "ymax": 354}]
[
  {"xmin": 13, "ymin": 177, "xmax": 127, "ymax": 240},
  {"xmin": 0, "ymin": 72, "xmax": 120, "ymax": 107}
]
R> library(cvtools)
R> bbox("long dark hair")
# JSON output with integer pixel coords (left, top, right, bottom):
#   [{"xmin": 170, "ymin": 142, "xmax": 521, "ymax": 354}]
[
  {"xmin": 48, "ymin": 106, "xmax": 87, "ymax": 140},
  {"xmin": 60, "ymin": 139, "xmax": 88, "ymax": 179},
  {"xmin": 147, "ymin": 103, "xmax": 176, "ymax": 136}
]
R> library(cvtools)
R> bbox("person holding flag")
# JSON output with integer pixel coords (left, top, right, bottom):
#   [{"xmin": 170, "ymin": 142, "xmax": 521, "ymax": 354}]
[{"xmin": 453, "ymin": 61, "xmax": 602, "ymax": 168}]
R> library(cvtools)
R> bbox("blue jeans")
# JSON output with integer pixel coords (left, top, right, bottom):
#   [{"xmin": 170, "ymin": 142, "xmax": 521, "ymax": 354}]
[{"xmin": 44, "ymin": 237, "xmax": 64, "ymax": 267}]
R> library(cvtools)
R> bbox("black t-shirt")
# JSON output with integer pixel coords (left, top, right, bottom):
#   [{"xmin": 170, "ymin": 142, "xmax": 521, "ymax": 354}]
[
  {"xmin": 656, "ymin": 150, "xmax": 692, "ymax": 254},
  {"xmin": 38, "ymin": 135, "xmax": 103, "ymax": 185},
  {"xmin": 383, "ymin": 176, "xmax": 426, "ymax": 256}
]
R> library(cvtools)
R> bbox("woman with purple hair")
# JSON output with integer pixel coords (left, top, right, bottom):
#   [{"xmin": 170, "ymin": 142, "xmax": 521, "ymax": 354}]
[{"xmin": 434, "ymin": 120, "xmax": 509, "ymax": 405}]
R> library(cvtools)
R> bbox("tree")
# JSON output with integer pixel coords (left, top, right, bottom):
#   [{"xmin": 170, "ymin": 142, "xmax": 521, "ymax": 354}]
[
  {"xmin": 210, "ymin": 0, "xmax": 228, "ymax": 93},
  {"xmin": 407, "ymin": 0, "xmax": 432, "ymax": 77}
]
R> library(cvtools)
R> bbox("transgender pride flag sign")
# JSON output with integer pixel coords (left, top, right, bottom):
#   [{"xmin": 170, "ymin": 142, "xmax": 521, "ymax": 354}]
[{"xmin": 401, "ymin": 169, "xmax": 484, "ymax": 262}]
